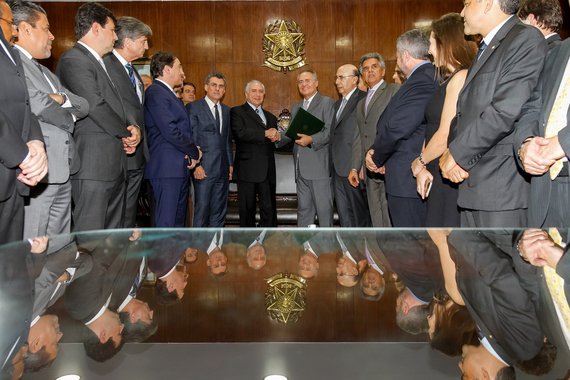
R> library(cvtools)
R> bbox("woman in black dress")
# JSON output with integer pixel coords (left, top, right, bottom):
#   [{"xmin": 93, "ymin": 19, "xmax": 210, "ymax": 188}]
[{"xmin": 411, "ymin": 13, "xmax": 477, "ymax": 227}]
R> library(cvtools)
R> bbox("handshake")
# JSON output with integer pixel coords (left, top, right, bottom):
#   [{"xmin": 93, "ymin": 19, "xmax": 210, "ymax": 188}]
[{"xmin": 265, "ymin": 128, "xmax": 280, "ymax": 142}]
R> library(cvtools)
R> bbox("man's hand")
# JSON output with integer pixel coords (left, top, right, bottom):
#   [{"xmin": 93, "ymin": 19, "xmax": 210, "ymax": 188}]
[
  {"xmin": 348, "ymin": 169, "xmax": 359, "ymax": 187},
  {"xmin": 265, "ymin": 128, "xmax": 280, "ymax": 142},
  {"xmin": 194, "ymin": 166, "xmax": 207, "ymax": 180},
  {"xmin": 30, "ymin": 236, "xmax": 49, "ymax": 254},
  {"xmin": 440, "ymin": 149, "xmax": 469, "ymax": 183},
  {"xmin": 518, "ymin": 137, "xmax": 554, "ymax": 175},
  {"xmin": 411, "ymin": 157, "xmax": 425, "ymax": 177},
  {"xmin": 518, "ymin": 228, "xmax": 550, "ymax": 265},
  {"xmin": 185, "ymin": 155, "xmax": 199, "ymax": 170},
  {"xmin": 123, "ymin": 140, "xmax": 136, "ymax": 155},
  {"xmin": 48, "ymin": 93, "xmax": 65, "ymax": 105},
  {"xmin": 123, "ymin": 125, "xmax": 142, "ymax": 147},
  {"xmin": 18, "ymin": 140, "xmax": 48, "ymax": 186},
  {"xmin": 295, "ymin": 133, "xmax": 313, "ymax": 147},
  {"xmin": 365, "ymin": 149, "xmax": 381, "ymax": 173}
]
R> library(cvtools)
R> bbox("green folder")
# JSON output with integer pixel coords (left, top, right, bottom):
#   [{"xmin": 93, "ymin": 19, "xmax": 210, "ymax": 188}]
[{"xmin": 285, "ymin": 108, "xmax": 325, "ymax": 140}]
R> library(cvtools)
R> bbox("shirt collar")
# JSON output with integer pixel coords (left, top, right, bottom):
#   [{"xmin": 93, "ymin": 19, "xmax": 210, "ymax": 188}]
[
  {"xmin": 483, "ymin": 15, "xmax": 514, "ymax": 46},
  {"xmin": 247, "ymin": 102, "xmax": 262, "ymax": 112},
  {"xmin": 155, "ymin": 78, "xmax": 176, "ymax": 95},
  {"xmin": 343, "ymin": 87, "xmax": 357, "ymax": 102},
  {"xmin": 78, "ymin": 41, "xmax": 103, "ymax": 63},
  {"xmin": 112, "ymin": 49, "xmax": 129, "ymax": 66},
  {"xmin": 205, "ymin": 96, "xmax": 219, "ymax": 109},
  {"xmin": 13, "ymin": 44, "xmax": 32, "ymax": 60}
]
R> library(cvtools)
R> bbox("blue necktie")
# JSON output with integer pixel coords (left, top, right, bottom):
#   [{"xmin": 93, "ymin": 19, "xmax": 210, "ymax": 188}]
[
  {"xmin": 476, "ymin": 41, "xmax": 487, "ymax": 61},
  {"xmin": 125, "ymin": 63, "xmax": 137, "ymax": 89}
]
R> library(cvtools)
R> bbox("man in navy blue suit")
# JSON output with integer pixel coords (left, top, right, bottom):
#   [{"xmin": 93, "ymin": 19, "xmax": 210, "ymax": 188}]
[
  {"xmin": 366, "ymin": 29, "xmax": 436, "ymax": 227},
  {"xmin": 144, "ymin": 51, "xmax": 201, "ymax": 227},
  {"xmin": 187, "ymin": 72, "xmax": 233, "ymax": 227}
]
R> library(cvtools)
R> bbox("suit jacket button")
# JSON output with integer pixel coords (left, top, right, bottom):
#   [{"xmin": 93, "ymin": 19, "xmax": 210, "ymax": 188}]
[
  {"xmin": 25, "ymin": 100, "xmax": 29, "ymax": 105},
  {"xmin": 65, "ymin": 140, "xmax": 69, "ymax": 145}
]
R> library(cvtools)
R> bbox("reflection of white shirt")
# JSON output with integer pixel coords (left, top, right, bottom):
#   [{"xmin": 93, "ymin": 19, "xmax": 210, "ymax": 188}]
[
  {"xmin": 364, "ymin": 240, "xmax": 383, "ymax": 275},
  {"xmin": 85, "ymin": 294, "xmax": 112, "ymax": 325},
  {"xmin": 207, "ymin": 231, "xmax": 224, "ymax": 255},
  {"xmin": 480, "ymin": 337, "xmax": 509, "ymax": 366},
  {"xmin": 249, "ymin": 230, "xmax": 267, "ymax": 248},
  {"xmin": 336, "ymin": 233, "xmax": 356, "ymax": 264},
  {"xmin": 303, "ymin": 241, "xmax": 318, "ymax": 257}
]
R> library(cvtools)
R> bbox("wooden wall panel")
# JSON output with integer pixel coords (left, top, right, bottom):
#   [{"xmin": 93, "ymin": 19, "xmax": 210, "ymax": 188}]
[{"xmin": 38, "ymin": 0, "xmax": 568, "ymax": 115}]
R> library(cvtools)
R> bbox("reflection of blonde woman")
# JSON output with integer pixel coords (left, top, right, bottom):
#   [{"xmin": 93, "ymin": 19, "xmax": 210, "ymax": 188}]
[{"xmin": 410, "ymin": 13, "xmax": 476, "ymax": 227}]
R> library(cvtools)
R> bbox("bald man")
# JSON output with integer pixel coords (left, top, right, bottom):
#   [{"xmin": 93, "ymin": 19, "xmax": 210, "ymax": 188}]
[{"xmin": 330, "ymin": 64, "xmax": 369, "ymax": 226}]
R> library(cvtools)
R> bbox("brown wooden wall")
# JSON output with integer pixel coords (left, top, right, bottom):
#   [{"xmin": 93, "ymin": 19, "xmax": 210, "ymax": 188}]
[{"xmin": 38, "ymin": 0, "xmax": 570, "ymax": 116}]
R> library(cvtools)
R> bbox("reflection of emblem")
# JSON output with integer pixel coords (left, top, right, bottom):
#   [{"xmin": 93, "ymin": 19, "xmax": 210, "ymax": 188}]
[
  {"xmin": 277, "ymin": 109, "xmax": 292, "ymax": 132},
  {"xmin": 263, "ymin": 20, "xmax": 306, "ymax": 72},
  {"xmin": 265, "ymin": 272, "xmax": 307, "ymax": 323}
]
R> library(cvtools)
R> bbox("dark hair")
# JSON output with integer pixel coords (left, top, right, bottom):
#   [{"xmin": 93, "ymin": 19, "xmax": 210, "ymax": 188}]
[
  {"xmin": 74, "ymin": 2, "xmax": 116, "ymax": 40},
  {"xmin": 429, "ymin": 299, "xmax": 477, "ymax": 356},
  {"xmin": 119, "ymin": 312, "xmax": 158, "ymax": 343},
  {"xmin": 515, "ymin": 339, "xmax": 557, "ymax": 376},
  {"xmin": 114, "ymin": 16, "xmax": 152, "ymax": 49},
  {"xmin": 154, "ymin": 279, "xmax": 180, "ymax": 305},
  {"xmin": 495, "ymin": 365, "xmax": 516, "ymax": 380},
  {"xmin": 204, "ymin": 71, "xmax": 226, "ymax": 86},
  {"xmin": 81, "ymin": 325, "xmax": 123, "ymax": 362},
  {"xmin": 518, "ymin": 0, "xmax": 563, "ymax": 33},
  {"xmin": 431, "ymin": 13, "xmax": 477, "ymax": 79},
  {"xmin": 23, "ymin": 346, "xmax": 54, "ymax": 373},
  {"xmin": 150, "ymin": 51, "xmax": 175, "ymax": 79},
  {"xmin": 358, "ymin": 268, "xmax": 384, "ymax": 301},
  {"xmin": 8, "ymin": 0, "xmax": 45, "ymax": 27},
  {"xmin": 498, "ymin": 0, "xmax": 520, "ymax": 15},
  {"xmin": 183, "ymin": 82, "xmax": 196, "ymax": 90}
]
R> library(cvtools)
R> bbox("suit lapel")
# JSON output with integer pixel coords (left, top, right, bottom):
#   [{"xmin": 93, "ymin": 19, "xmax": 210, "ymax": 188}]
[
  {"xmin": 542, "ymin": 42, "xmax": 570, "ymax": 122},
  {"xmin": 75, "ymin": 44, "xmax": 122, "ymax": 101},
  {"xmin": 244, "ymin": 103, "xmax": 266, "ymax": 130},
  {"xmin": 462, "ymin": 17, "xmax": 518, "ymax": 91},
  {"xmin": 366, "ymin": 81, "xmax": 387, "ymax": 121}
]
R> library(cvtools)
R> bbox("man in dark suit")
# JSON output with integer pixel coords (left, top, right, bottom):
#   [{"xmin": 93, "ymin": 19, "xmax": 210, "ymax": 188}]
[
  {"xmin": 331, "ymin": 64, "xmax": 368, "ymax": 227},
  {"xmin": 350, "ymin": 53, "xmax": 400, "ymax": 227},
  {"xmin": 516, "ymin": 36, "xmax": 570, "ymax": 227},
  {"xmin": 439, "ymin": 0, "xmax": 547, "ymax": 227},
  {"xmin": 56, "ymin": 2, "xmax": 141, "ymax": 232},
  {"xmin": 518, "ymin": 0, "xmax": 563, "ymax": 49},
  {"xmin": 230, "ymin": 80, "xmax": 279, "ymax": 227},
  {"xmin": 144, "ymin": 51, "xmax": 200, "ymax": 227},
  {"xmin": 104, "ymin": 16, "xmax": 152, "ymax": 228},
  {"xmin": 276, "ymin": 69, "xmax": 335, "ymax": 227},
  {"xmin": 187, "ymin": 72, "xmax": 233, "ymax": 227},
  {"xmin": 11, "ymin": 1, "xmax": 88, "ymax": 240},
  {"xmin": 0, "ymin": 0, "xmax": 47, "ymax": 244},
  {"xmin": 366, "ymin": 30, "xmax": 436, "ymax": 227}
]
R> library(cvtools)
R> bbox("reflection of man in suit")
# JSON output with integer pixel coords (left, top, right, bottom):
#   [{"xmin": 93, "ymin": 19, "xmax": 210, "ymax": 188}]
[
  {"xmin": 246, "ymin": 229, "xmax": 269, "ymax": 270},
  {"xmin": 0, "ymin": 1, "xmax": 47, "ymax": 244},
  {"xmin": 366, "ymin": 31, "xmax": 436, "ymax": 227},
  {"xmin": 12, "ymin": 2, "xmax": 88, "ymax": 239},
  {"xmin": 350, "ymin": 53, "xmax": 399, "ymax": 227},
  {"xmin": 188, "ymin": 72, "xmax": 233, "ymax": 227},
  {"xmin": 331, "ymin": 64, "xmax": 368, "ymax": 227},
  {"xmin": 56, "ymin": 2, "xmax": 141, "ymax": 232},
  {"xmin": 448, "ymin": 230, "xmax": 545, "ymax": 378},
  {"xmin": 439, "ymin": 0, "xmax": 547, "ymax": 227},
  {"xmin": 518, "ymin": 0, "xmax": 562, "ymax": 49},
  {"xmin": 516, "ymin": 36, "xmax": 570, "ymax": 227},
  {"xmin": 276, "ymin": 69, "xmax": 334, "ymax": 227},
  {"xmin": 104, "ymin": 16, "xmax": 152, "ymax": 228},
  {"xmin": 230, "ymin": 80, "xmax": 279, "ymax": 227},
  {"xmin": 144, "ymin": 52, "xmax": 200, "ymax": 227}
]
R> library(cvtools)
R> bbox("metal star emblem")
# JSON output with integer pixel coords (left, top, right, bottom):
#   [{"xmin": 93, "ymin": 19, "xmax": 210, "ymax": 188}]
[
  {"xmin": 266, "ymin": 283, "xmax": 304, "ymax": 323},
  {"xmin": 265, "ymin": 20, "xmax": 302, "ymax": 59}
]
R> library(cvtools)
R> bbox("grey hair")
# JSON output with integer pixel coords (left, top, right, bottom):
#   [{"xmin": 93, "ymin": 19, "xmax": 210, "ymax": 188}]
[
  {"xmin": 114, "ymin": 16, "xmax": 152, "ymax": 49},
  {"xmin": 396, "ymin": 29, "xmax": 430, "ymax": 60},
  {"xmin": 358, "ymin": 52, "xmax": 386, "ymax": 73},
  {"xmin": 204, "ymin": 71, "xmax": 227, "ymax": 86},
  {"xmin": 499, "ymin": 0, "xmax": 519, "ymax": 15},
  {"xmin": 297, "ymin": 68, "xmax": 318, "ymax": 81},
  {"xmin": 9, "ymin": 0, "xmax": 46, "ymax": 27},
  {"xmin": 244, "ymin": 79, "xmax": 265, "ymax": 93}
]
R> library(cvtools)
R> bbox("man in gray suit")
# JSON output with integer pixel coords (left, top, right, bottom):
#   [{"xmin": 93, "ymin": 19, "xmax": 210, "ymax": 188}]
[
  {"xmin": 104, "ymin": 16, "xmax": 152, "ymax": 228},
  {"xmin": 330, "ymin": 64, "xmax": 368, "ymax": 227},
  {"xmin": 516, "ymin": 34, "xmax": 570, "ymax": 227},
  {"xmin": 56, "ymin": 2, "xmax": 141, "ymax": 232},
  {"xmin": 348, "ymin": 53, "xmax": 399, "ymax": 227},
  {"xmin": 440, "ymin": 0, "xmax": 547, "ymax": 227},
  {"xmin": 11, "ymin": 1, "xmax": 88, "ymax": 239},
  {"xmin": 276, "ymin": 69, "xmax": 334, "ymax": 227}
]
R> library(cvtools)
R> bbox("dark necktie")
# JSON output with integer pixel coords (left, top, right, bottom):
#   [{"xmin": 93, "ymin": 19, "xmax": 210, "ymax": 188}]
[
  {"xmin": 214, "ymin": 104, "xmax": 221, "ymax": 134},
  {"xmin": 129, "ymin": 262, "xmax": 148, "ymax": 297},
  {"xmin": 476, "ymin": 41, "xmax": 487, "ymax": 61},
  {"xmin": 255, "ymin": 108, "xmax": 266, "ymax": 126},
  {"xmin": 125, "ymin": 63, "xmax": 137, "ymax": 89}
]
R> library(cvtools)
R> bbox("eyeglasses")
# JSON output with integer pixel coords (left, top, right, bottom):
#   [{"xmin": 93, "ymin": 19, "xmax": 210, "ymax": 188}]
[
  {"xmin": 334, "ymin": 75, "xmax": 356, "ymax": 81},
  {"xmin": 0, "ymin": 17, "xmax": 16, "ymax": 30}
]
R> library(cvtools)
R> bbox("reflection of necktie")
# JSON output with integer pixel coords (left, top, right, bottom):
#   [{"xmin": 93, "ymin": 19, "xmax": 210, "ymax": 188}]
[
  {"xmin": 545, "ymin": 228, "xmax": 570, "ymax": 330},
  {"xmin": 336, "ymin": 97, "xmax": 347, "ymax": 119},
  {"xmin": 365, "ymin": 89, "xmax": 375, "ymax": 116},
  {"xmin": 545, "ymin": 62, "xmax": 570, "ymax": 179},
  {"xmin": 129, "ymin": 263, "xmax": 147, "ymax": 297},
  {"xmin": 125, "ymin": 63, "xmax": 137, "ymax": 89},
  {"xmin": 214, "ymin": 104, "xmax": 221, "ymax": 134},
  {"xmin": 476, "ymin": 41, "xmax": 487, "ymax": 61}
]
